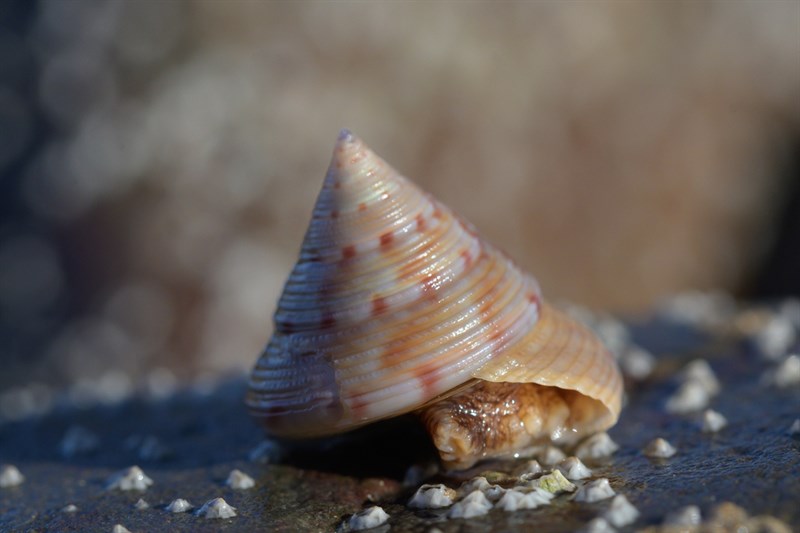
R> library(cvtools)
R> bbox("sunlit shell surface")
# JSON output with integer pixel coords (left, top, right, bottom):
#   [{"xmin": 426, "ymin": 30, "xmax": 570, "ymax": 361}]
[{"xmin": 247, "ymin": 130, "xmax": 622, "ymax": 467}]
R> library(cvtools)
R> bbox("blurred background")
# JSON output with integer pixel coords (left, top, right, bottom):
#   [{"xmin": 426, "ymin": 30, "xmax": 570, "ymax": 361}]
[{"xmin": 0, "ymin": 0, "xmax": 798, "ymax": 410}]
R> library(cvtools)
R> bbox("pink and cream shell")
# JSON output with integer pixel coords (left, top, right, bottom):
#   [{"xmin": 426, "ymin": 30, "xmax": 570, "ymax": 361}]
[{"xmin": 247, "ymin": 130, "xmax": 622, "ymax": 469}]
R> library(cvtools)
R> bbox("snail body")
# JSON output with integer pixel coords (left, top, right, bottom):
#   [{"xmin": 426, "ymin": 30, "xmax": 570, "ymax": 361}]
[{"xmin": 247, "ymin": 130, "xmax": 622, "ymax": 469}]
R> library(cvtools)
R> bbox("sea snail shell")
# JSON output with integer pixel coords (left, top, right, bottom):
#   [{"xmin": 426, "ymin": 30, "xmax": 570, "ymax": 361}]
[{"xmin": 247, "ymin": 130, "xmax": 622, "ymax": 470}]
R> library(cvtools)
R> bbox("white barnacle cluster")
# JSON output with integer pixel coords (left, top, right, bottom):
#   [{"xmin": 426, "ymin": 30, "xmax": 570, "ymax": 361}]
[
  {"xmin": 602, "ymin": 494, "xmax": 640, "ymax": 527},
  {"xmin": 761, "ymin": 354, "xmax": 800, "ymax": 389},
  {"xmin": 513, "ymin": 459, "xmax": 543, "ymax": 479},
  {"xmin": 574, "ymin": 478, "xmax": 615, "ymax": 503},
  {"xmin": 537, "ymin": 445, "xmax": 567, "ymax": 466},
  {"xmin": 139, "ymin": 496, "xmax": 238, "ymax": 520},
  {"xmin": 754, "ymin": 303, "xmax": 798, "ymax": 361},
  {"xmin": 456, "ymin": 476, "xmax": 509, "ymax": 507},
  {"xmin": 656, "ymin": 290, "xmax": 737, "ymax": 332},
  {"xmin": 495, "ymin": 488, "xmax": 554, "ymax": 512},
  {"xmin": 581, "ymin": 517, "xmax": 616, "ymax": 533},
  {"xmin": 563, "ymin": 304, "xmax": 656, "ymax": 381},
  {"xmin": 574, "ymin": 482, "xmax": 640, "ymax": 530},
  {"xmin": 618, "ymin": 346, "xmax": 657, "ymax": 382},
  {"xmin": 662, "ymin": 358, "xmax": 732, "ymax": 441},
  {"xmin": 574, "ymin": 432, "xmax": 620, "ymax": 461},
  {"xmin": 449, "ymin": 490, "xmax": 493, "ymax": 518},
  {"xmin": 701, "ymin": 409, "xmax": 728, "ymax": 433},
  {"xmin": 105, "ymin": 466, "xmax": 153, "ymax": 491},
  {"xmin": 660, "ymin": 501, "xmax": 793, "ymax": 531},
  {"xmin": 165, "ymin": 499, "xmax": 192, "ymax": 513},
  {"xmin": 556, "ymin": 456, "xmax": 592, "ymax": 480},
  {"xmin": 392, "ymin": 430, "xmax": 642, "ymax": 531},
  {"xmin": 663, "ymin": 505, "xmax": 703, "ymax": 526},
  {"xmin": 346, "ymin": 505, "xmax": 390, "ymax": 530},
  {"xmin": 399, "ymin": 432, "xmax": 637, "ymax": 526},
  {"xmin": 0, "ymin": 464, "xmax": 24, "ymax": 488},
  {"xmin": 408, "ymin": 484, "xmax": 456, "ymax": 509},
  {"xmin": 751, "ymin": 302, "xmax": 800, "ymax": 389},
  {"xmin": 196, "ymin": 497, "xmax": 237, "ymax": 519},
  {"xmin": 403, "ymin": 472, "xmax": 557, "ymax": 521},
  {"xmin": 643, "ymin": 437, "xmax": 677, "ymax": 459},
  {"xmin": 225, "ymin": 469, "xmax": 255, "ymax": 490},
  {"xmin": 665, "ymin": 359, "xmax": 720, "ymax": 414}
]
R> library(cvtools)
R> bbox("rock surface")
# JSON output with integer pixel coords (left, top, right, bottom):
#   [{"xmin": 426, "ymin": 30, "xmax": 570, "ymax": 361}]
[{"xmin": 0, "ymin": 309, "xmax": 798, "ymax": 532}]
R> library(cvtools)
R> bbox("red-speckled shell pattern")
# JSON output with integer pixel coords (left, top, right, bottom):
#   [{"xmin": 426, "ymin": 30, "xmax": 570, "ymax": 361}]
[{"xmin": 247, "ymin": 130, "xmax": 621, "ymax": 438}]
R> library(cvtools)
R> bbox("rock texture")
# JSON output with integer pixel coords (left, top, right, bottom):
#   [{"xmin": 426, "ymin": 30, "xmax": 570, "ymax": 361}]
[{"xmin": 0, "ymin": 309, "xmax": 798, "ymax": 532}]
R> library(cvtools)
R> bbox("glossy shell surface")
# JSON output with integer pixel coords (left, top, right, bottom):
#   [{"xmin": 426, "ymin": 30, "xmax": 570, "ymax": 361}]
[{"xmin": 247, "ymin": 130, "xmax": 622, "ymax": 443}]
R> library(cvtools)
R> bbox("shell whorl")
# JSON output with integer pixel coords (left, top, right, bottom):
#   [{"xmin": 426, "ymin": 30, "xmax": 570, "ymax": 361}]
[{"xmin": 247, "ymin": 130, "xmax": 621, "ymax": 439}]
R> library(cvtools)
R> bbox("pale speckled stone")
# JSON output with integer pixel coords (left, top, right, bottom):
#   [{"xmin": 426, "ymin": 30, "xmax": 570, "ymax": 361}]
[
  {"xmin": 448, "ymin": 490, "xmax": 492, "ymax": 519},
  {"xmin": 196, "ymin": 497, "xmax": 237, "ymax": 519},
  {"xmin": 574, "ymin": 478, "xmax": 615, "ymax": 503},
  {"xmin": 408, "ymin": 484, "xmax": 456, "ymax": 509},
  {"xmin": 643, "ymin": 438, "xmax": 677, "ymax": 458},
  {"xmin": 535, "ymin": 470, "xmax": 576, "ymax": 494}
]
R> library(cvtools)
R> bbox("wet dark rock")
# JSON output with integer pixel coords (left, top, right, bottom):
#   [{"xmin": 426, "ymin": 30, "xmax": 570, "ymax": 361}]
[{"xmin": 0, "ymin": 311, "xmax": 798, "ymax": 531}]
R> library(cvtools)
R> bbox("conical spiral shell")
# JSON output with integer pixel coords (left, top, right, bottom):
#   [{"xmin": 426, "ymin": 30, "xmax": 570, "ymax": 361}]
[{"xmin": 247, "ymin": 130, "xmax": 621, "ymax": 443}]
